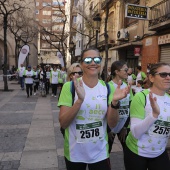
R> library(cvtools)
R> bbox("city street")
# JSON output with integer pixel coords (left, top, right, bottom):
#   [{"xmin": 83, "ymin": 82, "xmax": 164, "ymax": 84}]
[{"xmin": 0, "ymin": 79, "xmax": 125, "ymax": 170}]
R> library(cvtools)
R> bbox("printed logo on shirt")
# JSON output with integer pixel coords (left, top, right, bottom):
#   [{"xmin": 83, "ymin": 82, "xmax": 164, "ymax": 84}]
[
  {"xmin": 164, "ymin": 102, "xmax": 170, "ymax": 107},
  {"xmin": 96, "ymin": 95, "xmax": 107, "ymax": 100}
]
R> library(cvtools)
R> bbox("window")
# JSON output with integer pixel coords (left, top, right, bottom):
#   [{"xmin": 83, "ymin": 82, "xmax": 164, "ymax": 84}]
[
  {"xmin": 43, "ymin": 11, "xmax": 51, "ymax": 15},
  {"xmin": 42, "ymin": 35, "xmax": 50, "ymax": 40},
  {"xmin": 35, "ymin": 10, "xmax": 39, "ymax": 14},
  {"xmin": 52, "ymin": 16, "xmax": 63, "ymax": 23},
  {"xmin": 42, "ymin": 43, "xmax": 50, "ymax": 48},
  {"xmin": 53, "ymin": 10, "xmax": 62, "ymax": 15},
  {"xmin": 52, "ymin": 0, "xmax": 64, "ymax": 6},
  {"xmin": 43, "ymin": 2, "xmax": 51, "ymax": 7},
  {"xmin": 73, "ymin": 16, "xmax": 77, "ymax": 23},
  {"xmin": 52, "ymin": 25, "xmax": 63, "ymax": 31},
  {"xmin": 36, "ymin": 2, "xmax": 39, "ymax": 6},
  {"xmin": 42, "ymin": 19, "xmax": 51, "ymax": 23}
]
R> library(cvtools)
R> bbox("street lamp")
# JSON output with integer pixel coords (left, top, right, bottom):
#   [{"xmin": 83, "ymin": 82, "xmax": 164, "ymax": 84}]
[
  {"xmin": 69, "ymin": 41, "xmax": 75, "ymax": 64},
  {"xmin": 93, "ymin": 14, "xmax": 101, "ymax": 48}
]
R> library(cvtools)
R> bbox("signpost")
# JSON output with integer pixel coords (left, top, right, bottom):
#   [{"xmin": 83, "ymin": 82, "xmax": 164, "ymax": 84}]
[{"xmin": 125, "ymin": 3, "xmax": 148, "ymax": 20}]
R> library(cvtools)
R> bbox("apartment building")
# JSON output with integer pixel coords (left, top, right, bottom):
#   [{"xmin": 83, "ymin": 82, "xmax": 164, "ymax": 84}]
[
  {"xmin": 35, "ymin": 0, "xmax": 66, "ymax": 65},
  {"xmin": 77, "ymin": 0, "xmax": 170, "ymax": 73},
  {"xmin": 108, "ymin": 0, "xmax": 170, "ymax": 72}
]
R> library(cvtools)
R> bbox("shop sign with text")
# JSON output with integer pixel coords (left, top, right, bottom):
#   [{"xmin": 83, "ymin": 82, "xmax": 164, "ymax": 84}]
[{"xmin": 125, "ymin": 3, "xmax": 148, "ymax": 20}]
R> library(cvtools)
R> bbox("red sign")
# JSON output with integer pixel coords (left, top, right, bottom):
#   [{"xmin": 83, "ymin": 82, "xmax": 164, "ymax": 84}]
[{"xmin": 134, "ymin": 47, "xmax": 140, "ymax": 56}]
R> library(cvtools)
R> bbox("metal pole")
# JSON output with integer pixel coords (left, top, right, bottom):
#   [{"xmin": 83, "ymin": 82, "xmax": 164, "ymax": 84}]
[{"xmin": 95, "ymin": 29, "xmax": 98, "ymax": 48}]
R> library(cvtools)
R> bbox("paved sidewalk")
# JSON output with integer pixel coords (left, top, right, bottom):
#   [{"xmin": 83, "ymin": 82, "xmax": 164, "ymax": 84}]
[{"xmin": 0, "ymin": 79, "xmax": 125, "ymax": 170}]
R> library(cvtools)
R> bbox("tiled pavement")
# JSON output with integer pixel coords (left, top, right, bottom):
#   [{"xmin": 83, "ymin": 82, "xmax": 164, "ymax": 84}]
[{"xmin": 0, "ymin": 79, "xmax": 126, "ymax": 170}]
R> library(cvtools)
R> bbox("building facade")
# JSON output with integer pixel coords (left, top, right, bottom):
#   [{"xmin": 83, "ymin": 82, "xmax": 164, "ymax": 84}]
[
  {"xmin": 35, "ymin": 0, "xmax": 67, "ymax": 66},
  {"xmin": 0, "ymin": 0, "xmax": 37, "ymax": 70}
]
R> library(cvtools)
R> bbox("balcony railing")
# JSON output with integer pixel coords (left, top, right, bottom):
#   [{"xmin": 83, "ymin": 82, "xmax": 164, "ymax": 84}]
[
  {"xmin": 149, "ymin": 0, "xmax": 170, "ymax": 31},
  {"xmin": 98, "ymin": 32, "xmax": 115, "ymax": 47}
]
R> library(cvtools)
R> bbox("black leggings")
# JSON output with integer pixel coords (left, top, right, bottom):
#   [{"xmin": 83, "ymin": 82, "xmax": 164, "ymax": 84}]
[
  {"xmin": 65, "ymin": 157, "xmax": 111, "ymax": 170},
  {"xmin": 108, "ymin": 128, "xmax": 130, "ymax": 153},
  {"xmin": 34, "ymin": 82, "xmax": 39, "ymax": 92},
  {"xmin": 51, "ymin": 83, "xmax": 58, "ymax": 95},
  {"xmin": 124, "ymin": 144, "xmax": 170, "ymax": 170},
  {"xmin": 26, "ymin": 84, "xmax": 33, "ymax": 96}
]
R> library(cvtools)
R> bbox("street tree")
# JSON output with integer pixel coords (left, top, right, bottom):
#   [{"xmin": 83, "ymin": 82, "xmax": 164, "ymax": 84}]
[
  {"xmin": 0, "ymin": 0, "xmax": 28, "ymax": 91},
  {"xmin": 37, "ymin": 0, "xmax": 68, "ymax": 67}
]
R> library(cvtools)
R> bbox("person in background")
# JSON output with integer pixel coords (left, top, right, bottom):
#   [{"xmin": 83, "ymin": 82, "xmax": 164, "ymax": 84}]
[
  {"xmin": 59, "ymin": 63, "xmax": 83, "ymax": 137},
  {"xmin": 58, "ymin": 48, "xmax": 130, "ymax": 170},
  {"xmin": 23, "ymin": 65, "xmax": 35, "ymax": 98},
  {"xmin": 108, "ymin": 61, "xmax": 133, "ymax": 153},
  {"xmin": 17, "ymin": 63, "xmax": 25, "ymax": 90},
  {"xmin": 66, "ymin": 63, "xmax": 82, "ymax": 81},
  {"xmin": 133, "ymin": 80, "xmax": 143, "ymax": 94},
  {"xmin": 50, "ymin": 66, "xmax": 60, "ymax": 97},
  {"xmin": 46, "ymin": 66, "xmax": 51, "ymax": 95},
  {"xmin": 136, "ymin": 65, "xmax": 148, "ymax": 86},
  {"xmin": 124, "ymin": 62, "xmax": 170, "ymax": 170},
  {"xmin": 127, "ymin": 68, "xmax": 136, "ymax": 85},
  {"xmin": 33, "ymin": 66, "xmax": 39, "ymax": 95}
]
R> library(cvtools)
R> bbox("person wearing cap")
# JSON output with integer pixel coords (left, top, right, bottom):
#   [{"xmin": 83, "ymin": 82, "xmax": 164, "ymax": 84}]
[{"xmin": 23, "ymin": 65, "xmax": 35, "ymax": 98}]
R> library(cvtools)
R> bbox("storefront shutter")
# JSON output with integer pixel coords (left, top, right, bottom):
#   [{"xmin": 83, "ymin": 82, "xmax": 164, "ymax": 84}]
[{"xmin": 160, "ymin": 44, "xmax": 170, "ymax": 64}]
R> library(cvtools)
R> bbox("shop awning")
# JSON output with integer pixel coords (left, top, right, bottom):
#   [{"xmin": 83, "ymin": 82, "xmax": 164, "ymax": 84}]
[{"xmin": 109, "ymin": 41, "xmax": 143, "ymax": 50}]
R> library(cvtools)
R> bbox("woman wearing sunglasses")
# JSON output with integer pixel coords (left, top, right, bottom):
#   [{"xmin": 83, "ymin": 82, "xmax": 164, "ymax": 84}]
[
  {"xmin": 124, "ymin": 62, "xmax": 170, "ymax": 170},
  {"xmin": 67, "ymin": 63, "xmax": 83, "ymax": 81},
  {"xmin": 58, "ymin": 48, "xmax": 130, "ymax": 170},
  {"xmin": 108, "ymin": 61, "xmax": 133, "ymax": 153}
]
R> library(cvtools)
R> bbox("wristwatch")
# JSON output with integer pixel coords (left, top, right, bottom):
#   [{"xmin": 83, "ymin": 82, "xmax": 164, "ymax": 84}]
[{"xmin": 111, "ymin": 101, "xmax": 120, "ymax": 109}]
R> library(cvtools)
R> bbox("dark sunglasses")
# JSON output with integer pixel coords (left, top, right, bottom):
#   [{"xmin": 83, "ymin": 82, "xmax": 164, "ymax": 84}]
[
  {"xmin": 72, "ymin": 71, "xmax": 83, "ymax": 75},
  {"xmin": 82, "ymin": 57, "xmax": 102, "ymax": 64},
  {"xmin": 120, "ymin": 68, "xmax": 128, "ymax": 72},
  {"xmin": 155, "ymin": 72, "xmax": 170, "ymax": 78}
]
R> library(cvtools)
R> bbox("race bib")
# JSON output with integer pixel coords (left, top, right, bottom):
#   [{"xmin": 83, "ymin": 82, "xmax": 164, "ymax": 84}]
[
  {"xmin": 76, "ymin": 121, "xmax": 104, "ymax": 143},
  {"xmin": 149, "ymin": 120, "xmax": 170, "ymax": 138},
  {"xmin": 118, "ymin": 108, "xmax": 129, "ymax": 118}
]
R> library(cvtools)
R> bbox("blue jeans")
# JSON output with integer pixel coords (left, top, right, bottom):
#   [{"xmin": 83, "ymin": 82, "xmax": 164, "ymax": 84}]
[{"xmin": 19, "ymin": 77, "xmax": 25, "ymax": 89}]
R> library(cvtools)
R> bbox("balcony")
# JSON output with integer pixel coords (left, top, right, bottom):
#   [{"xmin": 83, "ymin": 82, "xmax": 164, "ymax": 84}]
[
  {"xmin": 149, "ymin": 0, "xmax": 170, "ymax": 31},
  {"xmin": 98, "ymin": 32, "xmax": 115, "ymax": 47},
  {"xmin": 92, "ymin": 2, "xmax": 101, "ymax": 17}
]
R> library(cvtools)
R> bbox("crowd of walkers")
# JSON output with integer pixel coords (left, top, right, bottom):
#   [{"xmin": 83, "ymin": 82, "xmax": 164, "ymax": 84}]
[
  {"xmin": 17, "ymin": 64, "xmax": 67, "ymax": 98},
  {"xmin": 58, "ymin": 48, "xmax": 170, "ymax": 170}
]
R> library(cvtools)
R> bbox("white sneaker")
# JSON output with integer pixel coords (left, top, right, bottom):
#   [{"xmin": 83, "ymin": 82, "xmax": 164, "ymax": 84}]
[
  {"xmin": 51, "ymin": 94, "xmax": 54, "ymax": 97},
  {"xmin": 54, "ymin": 96, "xmax": 56, "ymax": 97},
  {"xmin": 34, "ymin": 93, "xmax": 36, "ymax": 95}
]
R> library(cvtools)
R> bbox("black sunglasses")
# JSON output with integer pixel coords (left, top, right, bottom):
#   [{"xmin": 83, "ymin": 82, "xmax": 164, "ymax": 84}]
[
  {"xmin": 82, "ymin": 57, "xmax": 102, "ymax": 64},
  {"xmin": 72, "ymin": 71, "xmax": 83, "ymax": 75},
  {"xmin": 120, "ymin": 68, "xmax": 128, "ymax": 72},
  {"xmin": 155, "ymin": 72, "xmax": 170, "ymax": 78}
]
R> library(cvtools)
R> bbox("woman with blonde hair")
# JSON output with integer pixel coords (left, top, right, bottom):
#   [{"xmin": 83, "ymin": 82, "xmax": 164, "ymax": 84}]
[{"xmin": 67, "ymin": 63, "xmax": 83, "ymax": 81}]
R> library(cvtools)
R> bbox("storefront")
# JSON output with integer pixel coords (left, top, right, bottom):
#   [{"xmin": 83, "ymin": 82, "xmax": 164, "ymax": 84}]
[{"xmin": 109, "ymin": 41, "xmax": 142, "ymax": 73}]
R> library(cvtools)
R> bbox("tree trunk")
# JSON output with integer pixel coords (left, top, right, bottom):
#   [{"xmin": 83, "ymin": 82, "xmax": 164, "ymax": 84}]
[
  {"xmin": 104, "ymin": 3, "xmax": 109, "ymax": 82},
  {"xmin": 15, "ymin": 38, "xmax": 18, "ymax": 67},
  {"xmin": 3, "ymin": 15, "xmax": 8, "ymax": 91}
]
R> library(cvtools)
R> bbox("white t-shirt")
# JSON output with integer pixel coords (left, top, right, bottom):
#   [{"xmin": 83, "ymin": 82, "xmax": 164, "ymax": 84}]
[
  {"xmin": 58, "ymin": 79, "xmax": 112, "ymax": 163},
  {"xmin": 126, "ymin": 90, "xmax": 170, "ymax": 158},
  {"xmin": 24, "ymin": 70, "xmax": 34, "ymax": 84},
  {"xmin": 109, "ymin": 81, "xmax": 131, "ymax": 133}
]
